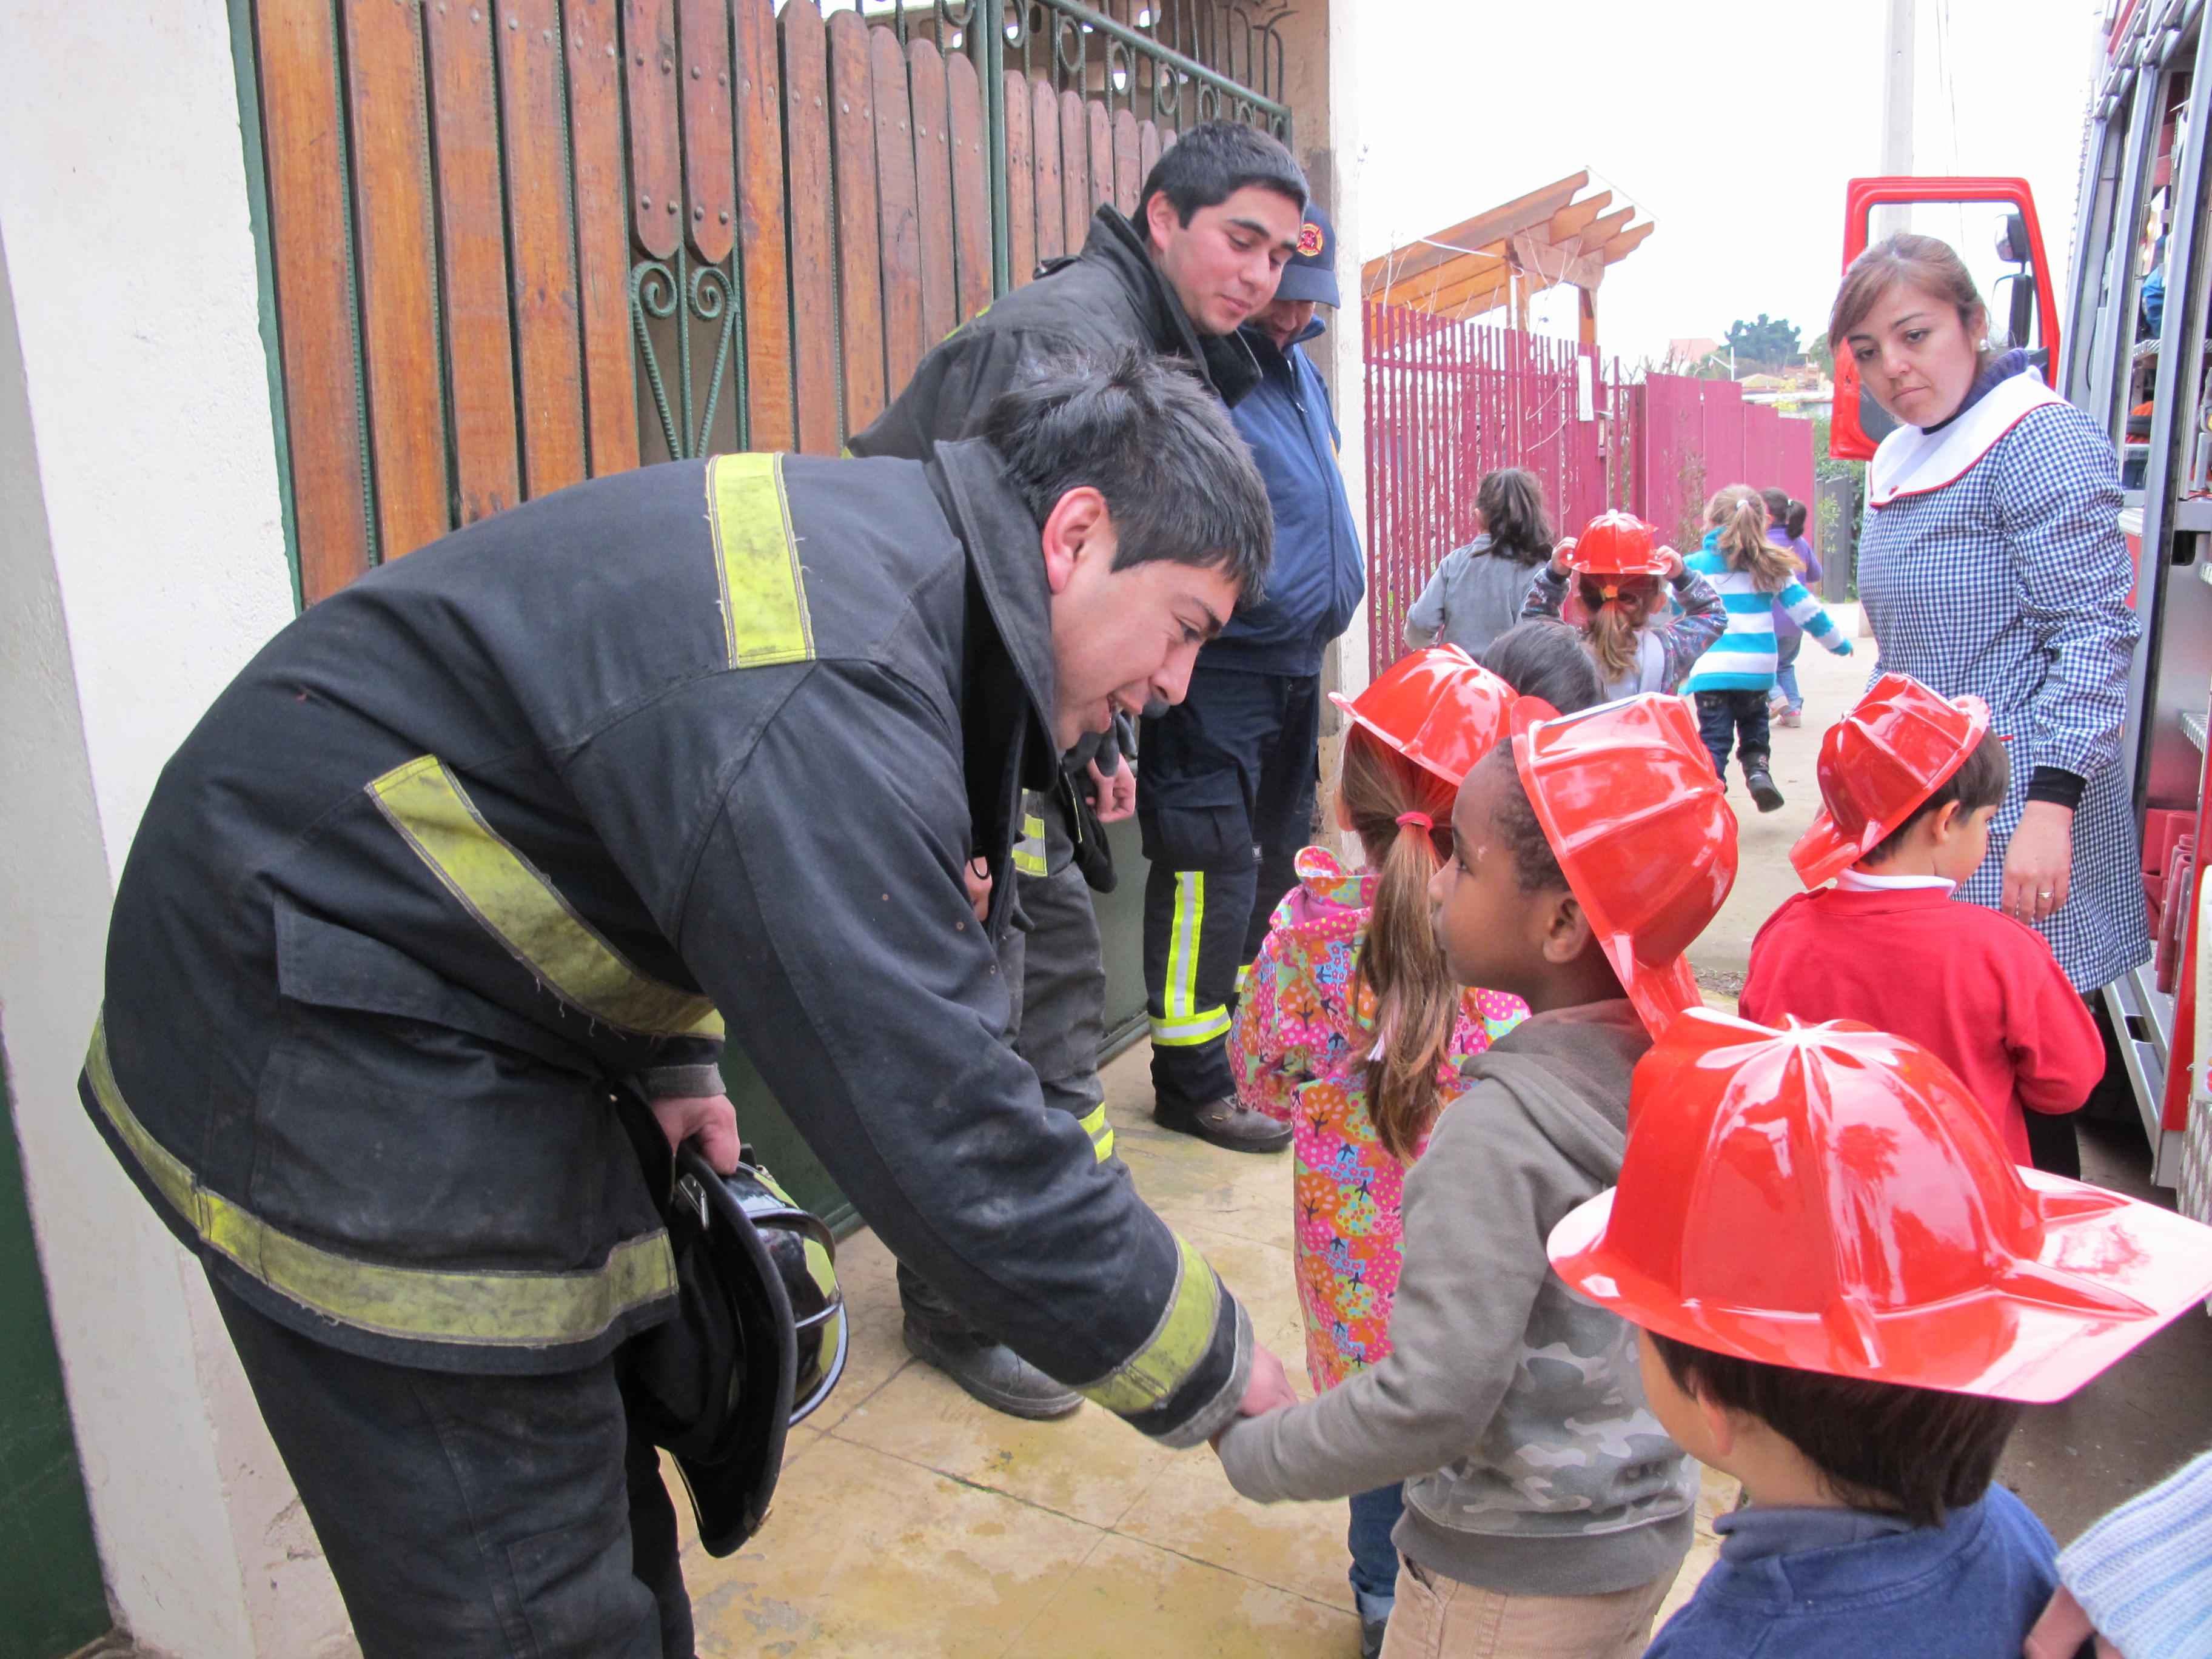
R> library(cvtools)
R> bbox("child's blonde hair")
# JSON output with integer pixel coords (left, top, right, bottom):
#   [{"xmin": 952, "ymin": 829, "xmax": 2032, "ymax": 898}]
[
  {"xmin": 1705, "ymin": 484, "xmax": 1800, "ymax": 592},
  {"xmin": 1338, "ymin": 726, "xmax": 1463, "ymax": 1163},
  {"xmin": 1575, "ymin": 572, "xmax": 1665, "ymax": 685}
]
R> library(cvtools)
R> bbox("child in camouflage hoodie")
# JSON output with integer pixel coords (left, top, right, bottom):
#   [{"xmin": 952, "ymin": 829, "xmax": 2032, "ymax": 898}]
[
  {"xmin": 1217, "ymin": 697, "xmax": 1726, "ymax": 1659},
  {"xmin": 1231, "ymin": 714, "xmax": 1524, "ymax": 1649}
]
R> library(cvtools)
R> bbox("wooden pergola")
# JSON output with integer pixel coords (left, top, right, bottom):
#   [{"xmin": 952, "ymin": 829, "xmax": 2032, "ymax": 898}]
[{"xmin": 1361, "ymin": 171, "xmax": 1655, "ymax": 343}]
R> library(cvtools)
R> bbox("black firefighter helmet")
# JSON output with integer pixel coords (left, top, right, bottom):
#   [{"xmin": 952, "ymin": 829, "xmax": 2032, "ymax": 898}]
[{"xmin": 620, "ymin": 1142, "xmax": 849, "ymax": 1556}]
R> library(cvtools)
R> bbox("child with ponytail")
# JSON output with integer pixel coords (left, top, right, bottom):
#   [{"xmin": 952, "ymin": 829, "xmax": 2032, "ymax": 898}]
[
  {"xmin": 1229, "ymin": 648, "xmax": 1527, "ymax": 1658},
  {"xmin": 1682, "ymin": 484, "xmax": 1852, "ymax": 812},
  {"xmin": 1519, "ymin": 510, "xmax": 1725, "ymax": 700}
]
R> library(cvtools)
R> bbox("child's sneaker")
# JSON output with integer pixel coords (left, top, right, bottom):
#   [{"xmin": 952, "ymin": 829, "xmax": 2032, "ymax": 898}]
[
  {"xmin": 1780, "ymin": 706, "xmax": 1803, "ymax": 728},
  {"xmin": 1746, "ymin": 766, "xmax": 1785, "ymax": 813}
]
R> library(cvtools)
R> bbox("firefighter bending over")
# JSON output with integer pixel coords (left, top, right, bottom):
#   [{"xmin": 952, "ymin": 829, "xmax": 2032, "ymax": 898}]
[{"xmin": 79, "ymin": 353, "xmax": 1295, "ymax": 1657}]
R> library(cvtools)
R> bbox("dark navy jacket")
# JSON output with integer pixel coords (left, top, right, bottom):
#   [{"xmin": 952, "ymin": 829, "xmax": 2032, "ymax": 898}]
[
  {"xmin": 1646, "ymin": 1489, "xmax": 2058, "ymax": 1658},
  {"xmin": 79, "ymin": 441, "xmax": 1249, "ymax": 1445},
  {"xmin": 1210, "ymin": 318, "xmax": 1364, "ymax": 677}
]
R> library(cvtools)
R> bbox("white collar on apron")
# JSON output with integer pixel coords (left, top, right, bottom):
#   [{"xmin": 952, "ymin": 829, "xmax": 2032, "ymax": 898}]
[{"xmin": 1867, "ymin": 369, "xmax": 2067, "ymax": 509}]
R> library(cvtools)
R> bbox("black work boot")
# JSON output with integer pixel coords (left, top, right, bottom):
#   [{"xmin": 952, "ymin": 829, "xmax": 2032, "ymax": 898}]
[
  {"xmin": 1744, "ymin": 762, "xmax": 1785, "ymax": 814},
  {"xmin": 901, "ymin": 1317, "xmax": 1082, "ymax": 1419},
  {"xmin": 1153, "ymin": 1091, "xmax": 1293, "ymax": 1153}
]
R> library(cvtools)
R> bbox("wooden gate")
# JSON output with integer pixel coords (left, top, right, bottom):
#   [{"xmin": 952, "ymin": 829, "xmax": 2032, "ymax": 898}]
[{"xmin": 235, "ymin": 0, "xmax": 1292, "ymax": 605}]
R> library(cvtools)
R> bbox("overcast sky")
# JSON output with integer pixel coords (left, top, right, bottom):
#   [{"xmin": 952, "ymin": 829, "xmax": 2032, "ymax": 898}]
[{"xmin": 1351, "ymin": 0, "xmax": 2110, "ymax": 366}]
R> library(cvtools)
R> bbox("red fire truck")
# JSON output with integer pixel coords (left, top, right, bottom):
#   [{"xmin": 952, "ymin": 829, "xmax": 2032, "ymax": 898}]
[{"xmin": 1829, "ymin": 0, "xmax": 2212, "ymax": 1225}]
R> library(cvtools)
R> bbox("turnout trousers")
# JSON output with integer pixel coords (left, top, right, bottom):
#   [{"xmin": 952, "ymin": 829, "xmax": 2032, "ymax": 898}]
[
  {"xmin": 1139, "ymin": 667, "xmax": 1321, "ymax": 1105},
  {"xmin": 211, "ymin": 1275, "xmax": 692, "ymax": 1659},
  {"xmin": 900, "ymin": 792, "xmax": 1114, "ymax": 1335}
]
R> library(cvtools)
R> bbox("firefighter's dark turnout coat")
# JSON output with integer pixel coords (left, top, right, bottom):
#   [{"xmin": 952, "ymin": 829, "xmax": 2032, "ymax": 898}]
[{"xmin": 81, "ymin": 439, "xmax": 1250, "ymax": 1446}]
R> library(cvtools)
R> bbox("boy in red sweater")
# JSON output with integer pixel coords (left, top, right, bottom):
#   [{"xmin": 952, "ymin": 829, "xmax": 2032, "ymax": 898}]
[{"xmin": 1740, "ymin": 674, "xmax": 2102, "ymax": 1169}]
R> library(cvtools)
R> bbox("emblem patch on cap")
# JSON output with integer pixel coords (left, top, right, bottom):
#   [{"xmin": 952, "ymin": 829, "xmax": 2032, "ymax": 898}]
[{"xmin": 1297, "ymin": 220, "xmax": 1323, "ymax": 257}]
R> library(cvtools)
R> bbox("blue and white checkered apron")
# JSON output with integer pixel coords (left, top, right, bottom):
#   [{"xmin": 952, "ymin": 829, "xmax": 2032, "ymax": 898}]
[{"xmin": 1857, "ymin": 399, "xmax": 2150, "ymax": 991}]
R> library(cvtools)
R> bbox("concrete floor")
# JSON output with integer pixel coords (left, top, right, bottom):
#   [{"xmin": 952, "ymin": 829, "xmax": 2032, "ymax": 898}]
[{"xmin": 679, "ymin": 619, "xmax": 2210, "ymax": 1652}]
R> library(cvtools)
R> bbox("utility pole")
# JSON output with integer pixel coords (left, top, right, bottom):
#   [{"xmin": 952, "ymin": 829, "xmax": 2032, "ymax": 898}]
[{"xmin": 1876, "ymin": 0, "xmax": 1915, "ymax": 240}]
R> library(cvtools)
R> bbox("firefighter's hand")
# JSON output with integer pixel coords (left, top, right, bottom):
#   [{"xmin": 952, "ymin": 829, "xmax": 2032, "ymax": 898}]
[
  {"xmin": 965, "ymin": 856, "xmax": 992, "ymax": 922},
  {"xmin": 2023, "ymin": 1587, "xmax": 2117, "ymax": 1659},
  {"xmin": 2003, "ymin": 800, "xmax": 2073, "ymax": 927},
  {"xmin": 1088, "ymin": 758, "xmax": 1137, "ymax": 822},
  {"xmin": 1240, "ymin": 1341, "xmax": 1297, "ymax": 1416},
  {"xmin": 652, "ymin": 1093, "xmax": 743, "ymax": 1175}
]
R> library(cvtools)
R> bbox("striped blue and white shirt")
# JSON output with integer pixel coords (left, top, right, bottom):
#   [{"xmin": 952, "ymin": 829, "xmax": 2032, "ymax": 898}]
[{"xmin": 1681, "ymin": 530, "xmax": 1848, "ymax": 692}]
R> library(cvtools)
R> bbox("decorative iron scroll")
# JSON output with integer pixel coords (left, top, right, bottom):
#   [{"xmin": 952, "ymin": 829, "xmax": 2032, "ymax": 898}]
[{"xmin": 631, "ymin": 247, "xmax": 740, "ymax": 463}]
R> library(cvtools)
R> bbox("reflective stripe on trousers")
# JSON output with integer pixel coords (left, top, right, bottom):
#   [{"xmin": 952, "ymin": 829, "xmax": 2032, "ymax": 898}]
[{"xmin": 1149, "ymin": 870, "xmax": 1232, "ymax": 1047}]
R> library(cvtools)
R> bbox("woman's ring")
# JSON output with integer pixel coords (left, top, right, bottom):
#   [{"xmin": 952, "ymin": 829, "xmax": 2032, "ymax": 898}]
[{"xmin": 2038, "ymin": 890, "xmax": 2054, "ymax": 899}]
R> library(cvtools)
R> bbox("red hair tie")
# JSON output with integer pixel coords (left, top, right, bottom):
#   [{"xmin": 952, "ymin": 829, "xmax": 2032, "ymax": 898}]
[{"xmin": 1396, "ymin": 811, "xmax": 1433, "ymax": 831}]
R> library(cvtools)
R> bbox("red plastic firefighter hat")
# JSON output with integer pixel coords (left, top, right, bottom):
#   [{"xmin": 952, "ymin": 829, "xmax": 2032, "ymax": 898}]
[
  {"xmin": 1791, "ymin": 673, "xmax": 1992, "ymax": 888},
  {"xmin": 1330, "ymin": 646, "xmax": 1518, "ymax": 786},
  {"xmin": 1566, "ymin": 511, "xmax": 1672, "ymax": 578},
  {"xmin": 1549, "ymin": 1009, "xmax": 2212, "ymax": 1403},
  {"xmin": 1510, "ymin": 693, "xmax": 1737, "ymax": 1034}
]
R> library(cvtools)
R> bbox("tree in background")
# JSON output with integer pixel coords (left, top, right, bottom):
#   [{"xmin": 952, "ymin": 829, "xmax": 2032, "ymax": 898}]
[{"xmin": 1725, "ymin": 314, "xmax": 1805, "ymax": 369}]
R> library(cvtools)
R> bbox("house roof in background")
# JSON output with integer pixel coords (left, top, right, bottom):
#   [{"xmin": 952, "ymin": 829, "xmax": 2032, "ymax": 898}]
[{"xmin": 1361, "ymin": 170, "xmax": 1655, "ymax": 321}]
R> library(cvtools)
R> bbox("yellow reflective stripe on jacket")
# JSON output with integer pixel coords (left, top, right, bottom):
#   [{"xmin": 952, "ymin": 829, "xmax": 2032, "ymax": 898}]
[
  {"xmin": 1075, "ymin": 1102, "xmax": 1114, "ymax": 1163},
  {"xmin": 85, "ymin": 1016, "xmax": 675, "ymax": 1347},
  {"xmin": 1149, "ymin": 870, "xmax": 1229, "ymax": 1046},
  {"xmin": 1013, "ymin": 811, "xmax": 1048, "ymax": 877},
  {"xmin": 1076, "ymin": 1233, "xmax": 1220, "ymax": 1415},
  {"xmin": 706, "ymin": 452, "xmax": 815, "ymax": 668},
  {"xmin": 367, "ymin": 756, "xmax": 723, "ymax": 1039}
]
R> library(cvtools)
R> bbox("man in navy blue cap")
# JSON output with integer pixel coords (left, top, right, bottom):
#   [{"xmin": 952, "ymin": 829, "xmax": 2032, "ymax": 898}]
[{"xmin": 1139, "ymin": 201, "xmax": 1366, "ymax": 1153}]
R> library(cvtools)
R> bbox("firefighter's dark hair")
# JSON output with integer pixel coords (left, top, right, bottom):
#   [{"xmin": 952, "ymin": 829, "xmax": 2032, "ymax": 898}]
[
  {"xmin": 1647, "ymin": 1332, "xmax": 2022, "ymax": 1528},
  {"xmin": 981, "ymin": 349, "xmax": 1272, "ymax": 597},
  {"xmin": 1137, "ymin": 119, "xmax": 1307, "ymax": 229},
  {"xmin": 1481, "ymin": 620, "xmax": 1603, "ymax": 714},
  {"xmin": 1861, "ymin": 728, "xmax": 2011, "ymax": 866}
]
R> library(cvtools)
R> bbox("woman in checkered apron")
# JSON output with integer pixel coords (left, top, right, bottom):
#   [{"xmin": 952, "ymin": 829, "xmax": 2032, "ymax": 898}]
[{"xmin": 1833, "ymin": 233, "xmax": 2148, "ymax": 1176}]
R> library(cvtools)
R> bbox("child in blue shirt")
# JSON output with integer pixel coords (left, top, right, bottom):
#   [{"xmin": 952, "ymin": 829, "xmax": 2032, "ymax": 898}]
[
  {"xmin": 1634, "ymin": 1332, "xmax": 2057, "ymax": 1658},
  {"xmin": 1549, "ymin": 1008, "xmax": 2212, "ymax": 1659},
  {"xmin": 1681, "ymin": 485, "xmax": 1851, "ymax": 812}
]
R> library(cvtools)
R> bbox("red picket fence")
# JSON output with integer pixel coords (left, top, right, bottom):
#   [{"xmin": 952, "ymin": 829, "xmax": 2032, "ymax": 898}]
[
  {"xmin": 1364, "ymin": 303, "xmax": 1626, "ymax": 668},
  {"xmin": 1362, "ymin": 300, "xmax": 1815, "ymax": 670}
]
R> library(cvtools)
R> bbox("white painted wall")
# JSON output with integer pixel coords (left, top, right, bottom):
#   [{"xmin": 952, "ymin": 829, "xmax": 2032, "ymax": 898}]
[
  {"xmin": 0, "ymin": 4, "xmax": 353, "ymax": 1653},
  {"xmin": 1327, "ymin": 0, "xmax": 1369, "ymax": 702}
]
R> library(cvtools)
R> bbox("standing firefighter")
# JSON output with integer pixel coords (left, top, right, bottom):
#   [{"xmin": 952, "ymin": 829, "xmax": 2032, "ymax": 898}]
[
  {"xmin": 80, "ymin": 356, "xmax": 1291, "ymax": 1657},
  {"xmin": 848, "ymin": 119, "xmax": 1309, "ymax": 1410}
]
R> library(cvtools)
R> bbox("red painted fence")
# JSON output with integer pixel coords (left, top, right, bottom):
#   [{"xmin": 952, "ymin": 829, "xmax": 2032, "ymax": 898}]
[
  {"xmin": 1630, "ymin": 374, "xmax": 1817, "ymax": 558},
  {"xmin": 1362, "ymin": 300, "xmax": 1815, "ymax": 670}
]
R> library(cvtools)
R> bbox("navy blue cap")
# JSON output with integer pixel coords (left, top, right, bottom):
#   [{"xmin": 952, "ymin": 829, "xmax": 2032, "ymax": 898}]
[{"xmin": 1274, "ymin": 201, "xmax": 1339, "ymax": 306}]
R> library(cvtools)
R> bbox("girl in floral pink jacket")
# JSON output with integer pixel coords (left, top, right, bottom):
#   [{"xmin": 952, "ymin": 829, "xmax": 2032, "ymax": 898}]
[
  {"xmin": 1228, "ymin": 649, "xmax": 1526, "ymax": 1646},
  {"xmin": 1233, "ymin": 850, "xmax": 1524, "ymax": 1387}
]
